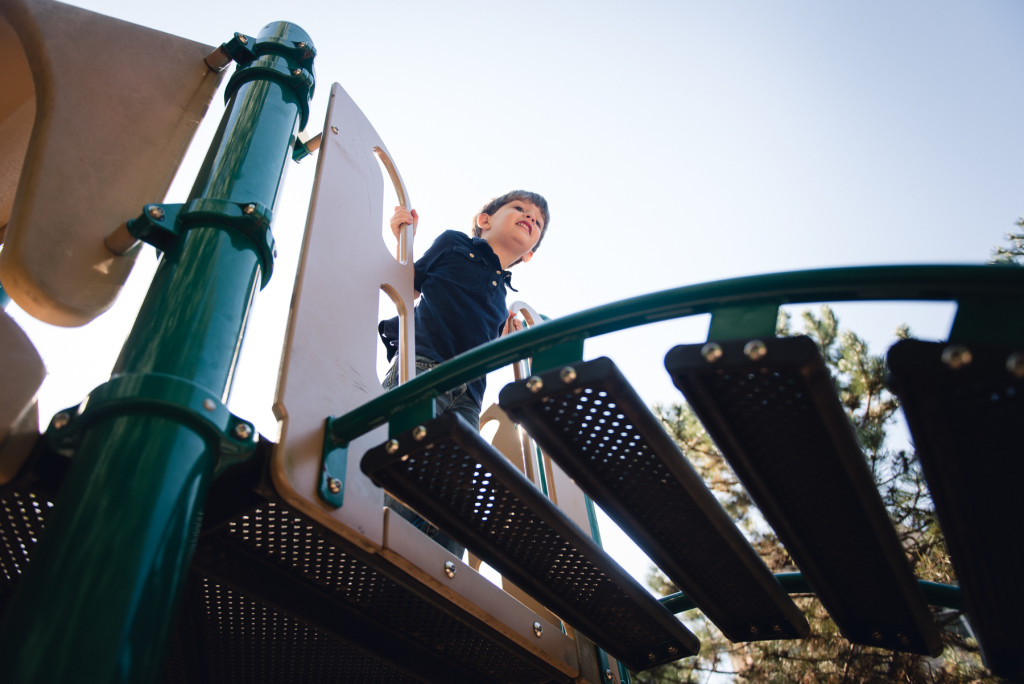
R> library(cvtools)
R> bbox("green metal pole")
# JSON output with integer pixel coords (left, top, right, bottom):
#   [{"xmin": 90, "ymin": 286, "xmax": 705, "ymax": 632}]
[{"xmin": 0, "ymin": 22, "xmax": 313, "ymax": 683}]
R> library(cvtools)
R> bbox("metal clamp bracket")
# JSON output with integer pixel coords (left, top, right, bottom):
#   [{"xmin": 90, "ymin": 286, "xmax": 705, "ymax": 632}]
[
  {"xmin": 45, "ymin": 373, "xmax": 257, "ymax": 476},
  {"xmin": 222, "ymin": 33, "xmax": 316, "ymax": 128},
  {"xmin": 127, "ymin": 199, "xmax": 276, "ymax": 287}
]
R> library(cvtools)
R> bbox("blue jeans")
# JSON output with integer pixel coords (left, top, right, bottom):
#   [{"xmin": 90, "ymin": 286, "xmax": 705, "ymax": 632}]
[{"xmin": 381, "ymin": 355, "xmax": 480, "ymax": 557}]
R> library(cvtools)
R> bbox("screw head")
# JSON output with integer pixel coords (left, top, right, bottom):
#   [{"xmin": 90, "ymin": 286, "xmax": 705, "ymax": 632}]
[
  {"xmin": 701, "ymin": 342, "xmax": 724, "ymax": 363},
  {"xmin": 234, "ymin": 423, "xmax": 253, "ymax": 440},
  {"xmin": 327, "ymin": 478, "xmax": 342, "ymax": 494},
  {"xmin": 444, "ymin": 560, "xmax": 457, "ymax": 579},
  {"xmin": 412, "ymin": 425, "xmax": 428, "ymax": 441},
  {"xmin": 331, "ymin": 125, "xmax": 339, "ymax": 134},
  {"xmin": 525, "ymin": 376, "xmax": 544, "ymax": 393},
  {"xmin": 748, "ymin": 624, "xmax": 760, "ymax": 635},
  {"xmin": 238, "ymin": 34, "xmax": 248, "ymax": 45},
  {"xmin": 147, "ymin": 206, "xmax": 165, "ymax": 221},
  {"xmin": 51, "ymin": 412, "xmax": 71, "ymax": 430},
  {"xmin": 871, "ymin": 630, "xmax": 884, "ymax": 641},
  {"xmin": 385, "ymin": 439, "xmax": 400, "ymax": 454},
  {"xmin": 296, "ymin": 41, "xmax": 306, "ymax": 48},
  {"xmin": 743, "ymin": 339, "xmax": 768, "ymax": 361},
  {"xmin": 941, "ymin": 345, "xmax": 972, "ymax": 369},
  {"xmin": 532, "ymin": 621, "xmax": 543, "ymax": 637},
  {"xmin": 604, "ymin": 668, "xmax": 613, "ymax": 681},
  {"xmin": 559, "ymin": 366, "xmax": 577, "ymax": 383},
  {"xmin": 667, "ymin": 645, "xmax": 678, "ymax": 655},
  {"xmin": 243, "ymin": 203, "xmax": 256, "ymax": 215},
  {"xmin": 647, "ymin": 652, "xmax": 656, "ymax": 662},
  {"xmin": 292, "ymin": 68, "xmax": 302, "ymax": 76},
  {"xmin": 1007, "ymin": 351, "xmax": 1024, "ymax": 378},
  {"xmin": 203, "ymin": 398, "xmax": 217, "ymax": 411}
]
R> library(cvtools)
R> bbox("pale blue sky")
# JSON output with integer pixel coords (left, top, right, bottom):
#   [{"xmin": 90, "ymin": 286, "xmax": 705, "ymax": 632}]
[{"xmin": 9, "ymin": 0, "xmax": 1024, "ymax": 582}]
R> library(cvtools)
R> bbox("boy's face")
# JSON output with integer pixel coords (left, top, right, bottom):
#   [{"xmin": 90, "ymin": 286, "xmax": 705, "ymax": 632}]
[{"xmin": 476, "ymin": 200, "xmax": 545, "ymax": 266}]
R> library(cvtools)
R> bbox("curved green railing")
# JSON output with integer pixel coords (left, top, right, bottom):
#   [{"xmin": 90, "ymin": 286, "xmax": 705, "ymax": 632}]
[{"xmin": 328, "ymin": 263, "xmax": 1024, "ymax": 443}]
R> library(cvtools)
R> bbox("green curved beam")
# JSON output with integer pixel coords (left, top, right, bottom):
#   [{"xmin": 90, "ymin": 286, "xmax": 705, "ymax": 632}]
[{"xmin": 329, "ymin": 263, "xmax": 1024, "ymax": 443}]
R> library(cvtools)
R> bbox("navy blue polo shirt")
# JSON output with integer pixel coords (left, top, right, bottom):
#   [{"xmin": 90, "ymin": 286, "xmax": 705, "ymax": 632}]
[{"xmin": 378, "ymin": 230, "xmax": 515, "ymax": 405}]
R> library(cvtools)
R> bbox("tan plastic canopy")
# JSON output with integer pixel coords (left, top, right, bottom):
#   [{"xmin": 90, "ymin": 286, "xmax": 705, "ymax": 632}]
[{"xmin": 0, "ymin": 0, "xmax": 224, "ymax": 326}]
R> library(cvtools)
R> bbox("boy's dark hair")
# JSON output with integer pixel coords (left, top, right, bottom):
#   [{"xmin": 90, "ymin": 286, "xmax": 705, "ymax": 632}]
[{"xmin": 472, "ymin": 190, "xmax": 550, "ymax": 261}]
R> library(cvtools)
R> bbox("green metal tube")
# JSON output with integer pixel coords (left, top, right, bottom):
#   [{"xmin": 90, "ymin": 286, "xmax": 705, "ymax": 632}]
[{"xmin": 0, "ymin": 21, "xmax": 313, "ymax": 683}]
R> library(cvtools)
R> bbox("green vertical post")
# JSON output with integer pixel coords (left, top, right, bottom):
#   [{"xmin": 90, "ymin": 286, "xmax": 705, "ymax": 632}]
[{"xmin": 0, "ymin": 22, "xmax": 314, "ymax": 683}]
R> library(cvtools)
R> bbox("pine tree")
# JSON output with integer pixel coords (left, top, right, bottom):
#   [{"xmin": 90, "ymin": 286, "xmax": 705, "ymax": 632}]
[{"xmin": 637, "ymin": 306, "xmax": 996, "ymax": 683}]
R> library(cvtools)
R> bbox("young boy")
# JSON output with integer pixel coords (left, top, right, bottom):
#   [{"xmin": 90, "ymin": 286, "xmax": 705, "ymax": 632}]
[{"xmin": 378, "ymin": 190, "xmax": 550, "ymax": 554}]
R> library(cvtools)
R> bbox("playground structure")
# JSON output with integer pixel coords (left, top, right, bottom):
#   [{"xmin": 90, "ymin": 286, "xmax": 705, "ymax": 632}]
[{"xmin": 1, "ymin": 2, "xmax": 1023, "ymax": 682}]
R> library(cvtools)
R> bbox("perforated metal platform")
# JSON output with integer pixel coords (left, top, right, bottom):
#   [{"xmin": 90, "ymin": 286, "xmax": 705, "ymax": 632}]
[
  {"xmin": 1, "ymin": 444, "xmax": 574, "ymax": 684},
  {"xmin": 361, "ymin": 413, "xmax": 699, "ymax": 672},
  {"xmin": 498, "ymin": 357, "xmax": 808, "ymax": 643},
  {"xmin": 888, "ymin": 339, "xmax": 1024, "ymax": 680},
  {"xmin": 665, "ymin": 336, "xmax": 941, "ymax": 656}
]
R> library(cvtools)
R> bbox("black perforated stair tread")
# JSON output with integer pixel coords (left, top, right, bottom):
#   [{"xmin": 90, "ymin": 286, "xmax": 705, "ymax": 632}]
[
  {"xmin": 361, "ymin": 414, "xmax": 699, "ymax": 672},
  {"xmin": 665, "ymin": 336, "xmax": 941, "ymax": 656},
  {"xmin": 498, "ymin": 357, "xmax": 808, "ymax": 643},
  {"xmin": 887, "ymin": 339, "xmax": 1024, "ymax": 681}
]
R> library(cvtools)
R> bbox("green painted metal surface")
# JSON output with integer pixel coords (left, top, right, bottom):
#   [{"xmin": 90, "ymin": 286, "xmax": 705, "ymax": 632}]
[
  {"xmin": 0, "ymin": 21, "xmax": 314, "ymax": 683},
  {"xmin": 328, "ymin": 264, "xmax": 1024, "ymax": 445}
]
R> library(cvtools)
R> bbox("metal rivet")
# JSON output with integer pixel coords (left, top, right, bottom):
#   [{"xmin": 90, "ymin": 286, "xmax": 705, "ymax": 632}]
[
  {"xmin": 667, "ymin": 645, "xmax": 678, "ymax": 655},
  {"xmin": 560, "ymin": 366, "xmax": 577, "ymax": 384},
  {"xmin": 238, "ymin": 34, "xmax": 248, "ymax": 45},
  {"xmin": 297, "ymin": 41, "xmax": 306, "ymax": 48},
  {"xmin": 385, "ymin": 439, "xmax": 400, "ymax": 454},
  {"xmin": 749, "ymin": 624, "xmax": 760, "ymax": 635},
  {"xmin": 444, "ymin": 560, "xmax": 457, "ymax": 579},
  {"xmin": 330, "ymin": 125, "xmax": 339, "ymax": 134},
  {"xmin": 327, "ymin": 478, "xmax": 341, "ymax": 494},
  {"xmin": 533, "ymin": 621, "xmax": 543, "ymax": 637},
  {"xmin": 772, "ymin": 624, "xmax": 783, "ymax": 634},
  {"xmin": 203, "ymin": 398, "xmax": 217, "ymax": 411},
  {"xmin": 526, "ymin": 376, "xmax": 543, "ymax": 393},
  {"xmin": 1006, "ymin": 351, "xmax": 1024, "ymax": 378},
  {"xmin": 412, "ymin": 425, "xmax": 427, "ymax": 441},
  {"xmin": 941, "ymin": 345, "xmax": 972, "ymax": 369},
  {"xmin": 243, "ymin": 203, "xmax": 256, "ymax": 215},
  {"xmin": 234, "ymin": 423, "xmax": 253, "ymax": 440},
  {"xmin": 647, "ymin": 652, "xmax": 656, "ymax": 662},
  {"xmin": 701, "ymin": 342, "xmax": 724, "ymax": 363},
  {"xmin": 743, "ymin": 339, "xmax": 767, "ymax": 361},
  {"xmin": 147, "ymin": 206, "xmax": 165, "ymax": 221},
  {"xmin": 52, "ymin": 412, "xmax": 71, "ymax": 430},
  {"xmin": 292, "ymin": 68, "xmax": 302, "ymax": 76},
  {"xmin": 604, "ymin": 668, "xmax": 613, "ymax": 681}
]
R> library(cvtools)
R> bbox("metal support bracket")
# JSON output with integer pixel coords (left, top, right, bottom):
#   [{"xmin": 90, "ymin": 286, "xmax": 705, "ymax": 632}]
[
  {"xmin": 127, "ymin": 199, "xmax": 276, "ymax": 287},
  {"xmin": 45, "ymin": 373, "xmax": 258, "ymax": 476},
  {"xmin": 222, "ymin": 33, "xmax": 317, "ymax": 128}
]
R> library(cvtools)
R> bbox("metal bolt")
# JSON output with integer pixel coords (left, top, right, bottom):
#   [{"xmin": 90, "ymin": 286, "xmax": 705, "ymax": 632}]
[
  {"xmin": 52, "ymin": 412, "xmax": 71, "ymax": 430},
  {"xmin": 327, "ymin": 478, "xmax": 342, "ymax": 494},
  {"xmin": 871, "ymin": 630, "xmax": 883, "ymax": 642},
  {"xmin": 234, "ymin": 423, "xmax": 253, "ymax": 440},
  {"xmin": 744, "ymin": 339, "xmax": 768, "ymax": 361},
  {"xmin": 749, "ymin": 624, "xmax": 760, "ymax": 636},
  {"xmin": 238, "ymin": 34, "xmax": 248, "ymax": 45},
  {"xmin": 525, "ymin": 376, "xmax": 544, "ymax": 393},
  {"xmin": 147, "ymin": 206, "xmax": 165, "ymax": 221},
  {"xmin": 385, "ymin": 439, "xmax": 400, "ymax": 454},
  {"xmin": 292, "ymin": 68, "xmax": 302, "ymax": 76},
  {"xmin": 667, "ymin": 645, "xmax": 678, "ymax": 655},
  {"xmin": 243, "ymin": 203, "xmax": 256, "ymax": 215},
  {"xmin": 773, "ymin": 624, "xmax": 783, "ymax": 634},
  {"xmin": 1007, "ymin": 351, "xmax": 1024, "ymax": 378},
  {"xmin": 203, "ymin": 398, "xmax": 217, "ymax": 411},
  {"xmin": 296, "ymin": 41, "xmax": 306, "ymax": 48},
  {"xmin": 647, "ymin": 652, "xmax": 656, "ymax": 662},
  {"xmin": 533, "ymin": 621, "xmax": 543, "ymax": 637},
  {"xmin": 560, "ymin": 366, "xmax": 577, "ymax": 384},
  {"xmin": 444, "ymin": 560, "xmax": 457, "ymax": 579},
  {"xmin": 604, "ymin": 668, "xmax": 613, "ymax": 680},
  {"xmin": 412, "ymin": 425, "xmax": 427, "ymax": 441},
  {"xmin": 898, "ymin": 633, "xmax": 910, "ymax": 646},
  {"xmin": 701, "ymin": 342, "xmax": 724, "ymax": 363},
  {"xmin": 941, "ymin": 345, "xmax": 972, "ymax": 369},
  {"xmin": 331, "ymin": 125, "xmax": 339, "ymax": 134}
]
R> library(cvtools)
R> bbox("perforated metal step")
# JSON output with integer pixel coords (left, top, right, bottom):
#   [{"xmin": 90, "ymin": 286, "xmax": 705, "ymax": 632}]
[
  {"xmin": 665, "ymin": 336, "xmax": 941, "ymax": 656},
  {"xmin": 1, "ymin": 444, "xmax": 574, "ymax": 684},
  {"xmin": 498, "ymin": 357, "xmax": 808, "ymax": 643},
  {"xmin": 361, "ymin": 413, "xmax": 699, "ymax": 672},
  {"xmin": 888, "ymin": 339, "xmax": 1024, "ymax": 681}
]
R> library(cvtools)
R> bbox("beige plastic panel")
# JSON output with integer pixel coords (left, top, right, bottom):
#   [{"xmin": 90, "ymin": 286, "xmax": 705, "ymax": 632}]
[
  {"xmin": 0, "ymin": 0, "xmax": 224, "ymax": 326},
  {"xmin": 271, "ymin": 83, "xmax": 584, "ymax": 678},
  {"xmin": 0, "ymin": 309, "xmax": 45, "ymax": 483}
]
